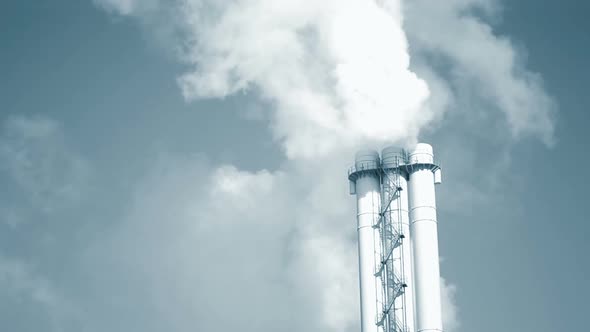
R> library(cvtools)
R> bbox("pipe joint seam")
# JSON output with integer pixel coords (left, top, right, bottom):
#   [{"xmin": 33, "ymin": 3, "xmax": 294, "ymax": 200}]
[
  {"xmin": 410, "ymin": 218, "xmax": 437, "ymax": 224},
  {"xmin": 410, "ymin": 205, "xmax": 436, "ymax": 212}
]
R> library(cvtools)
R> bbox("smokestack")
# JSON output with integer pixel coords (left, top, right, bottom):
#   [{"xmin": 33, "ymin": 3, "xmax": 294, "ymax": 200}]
[
  {"xmin": 349, "ymin": 149, "xmax": 384, "ymax": 332},
  {"xmin": 381, "ymin": 146, "xmax": 415, "ymax": 332},
  {"xmin": 349, "ymin": 143, "xmax": 443, "ymax": 332},
  {"xmin": 407, "ymin": 143, "xmax": 443, "ymax": 332}
]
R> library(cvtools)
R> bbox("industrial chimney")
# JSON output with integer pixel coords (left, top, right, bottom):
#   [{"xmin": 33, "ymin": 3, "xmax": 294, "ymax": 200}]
[
  {"xmin": 349, "ymin": 149, "xmax": 385, "ymax": 332},
  {"xmin": 349, "ymin": 143, "xmax": 443, "ymax": 332}
]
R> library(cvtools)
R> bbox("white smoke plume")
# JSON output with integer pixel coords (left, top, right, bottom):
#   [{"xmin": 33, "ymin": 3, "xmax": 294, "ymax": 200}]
[
  {"xmin": 87, "ymin": 0, "xmax": 556, "ymax": 331},
  {"xmin": 78, "ymin": 155, "xmax": 360, "ymax": 331},
  {"xmin": 441, "ymin": 277, "xmax": 460, "ymax": 332},
  {"xmin": 404, "ymin": 0, "xmax": 555, "ymax": 144},
  {"xmin": 95, "ymin": 0, "xmax": 435, "ymax": 158}
]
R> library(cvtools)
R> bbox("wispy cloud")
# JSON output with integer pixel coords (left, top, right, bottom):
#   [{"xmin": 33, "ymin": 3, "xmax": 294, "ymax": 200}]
[
  {"xmin": 441, "ymin": 277, "xmax": 460, "ymax": 332},
  {"xmin": 405, "ymin": 0, "xmax": 555, "ymax": 145},
  {"xmin": 0, "ymin": 255, "xmax": 58, "ymax": 307},
  {"xmin": 0, "ymin": 115, "xmax": 90, "ymax": 226},
  {"xmin": 0, "ymin": 253, "xmax": 78, "ymax": 331}
]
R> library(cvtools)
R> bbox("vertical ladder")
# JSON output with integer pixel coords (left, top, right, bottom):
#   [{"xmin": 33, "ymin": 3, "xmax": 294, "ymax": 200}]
[{"xmin": 376, "ymin": 162, "xmax": 409, "ymax": 332}]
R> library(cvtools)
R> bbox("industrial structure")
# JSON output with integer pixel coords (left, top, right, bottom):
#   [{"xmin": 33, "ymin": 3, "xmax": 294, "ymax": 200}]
[{"xmin": 348, "ymin": 143, "xmax": 443, "ymax": 332}]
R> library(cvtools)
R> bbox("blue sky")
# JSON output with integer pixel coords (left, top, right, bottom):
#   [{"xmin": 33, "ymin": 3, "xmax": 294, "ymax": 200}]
[{"xmin": 1, "ymin": 1, "xmax": 589, "ymax": 331}]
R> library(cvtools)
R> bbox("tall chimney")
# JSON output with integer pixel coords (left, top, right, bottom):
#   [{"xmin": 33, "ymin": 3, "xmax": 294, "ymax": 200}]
[
  {"xmin": 407, "ymin": 143, "xmax": 443, "ymax": 332},
  {"xmin": 381, "ymin": 146, "xmax": 415, "ymax": 332},
  {"xmin": 349, "ymin": 143, "xmax": 443, "ymax": 332},
  {"xmin": 349, "ymin": 149, "xmax": 384, "ymax": 332}
]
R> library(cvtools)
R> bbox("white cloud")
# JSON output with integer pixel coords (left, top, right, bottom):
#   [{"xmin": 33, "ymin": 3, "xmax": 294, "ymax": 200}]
[
  {"xmin": 93, "ymin": 0, "xmax": 556, "ymax": 153},
  {"xmin": 77, "ymin": 154, "xmax": 357, "ymax": 331},
  {"xmin": 94, "ymin": 0, "xmax": 435, "ymax": 159},
  {"xmin": 182, "ymin": 0, "xmax": 434, "ymax": 157},
  {"xmin": 404, "ymin": 0, "xmax": 555, "ymax": 145}
]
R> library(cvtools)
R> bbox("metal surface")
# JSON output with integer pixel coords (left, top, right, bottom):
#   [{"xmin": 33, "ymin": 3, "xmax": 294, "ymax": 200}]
[
  {"xmin": 351, "ymin": 149, "xmax": 385, "ymax": 332},
  {"xmin": 349, "ymin": 143, "xmax": 444, "ymax": 332},
  {"xmin": 407, "ymin": 143, "xmax": 443, "ymax": 332}
]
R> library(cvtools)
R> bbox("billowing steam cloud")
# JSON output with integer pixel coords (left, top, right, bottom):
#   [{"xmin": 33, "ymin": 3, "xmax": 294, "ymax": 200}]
[
  {"xmin": 404, "ymin": 0, "xmax": 555, "ymax": 145},
  {"xmin": 96, "ymin": 0, "xmax": 435, "ymax": 158},
  {"xmin": 83, "ymin": 0, "xmax": 556, "ymax": 331}
]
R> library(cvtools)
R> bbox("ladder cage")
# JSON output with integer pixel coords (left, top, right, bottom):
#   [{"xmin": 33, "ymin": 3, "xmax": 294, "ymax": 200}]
[{"xmin": 376, "ymin": 155, "xmax": 410, "ymax": 332}]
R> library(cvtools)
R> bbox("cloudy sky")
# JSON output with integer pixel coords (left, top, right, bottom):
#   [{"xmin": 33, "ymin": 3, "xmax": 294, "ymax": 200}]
[{"xmin": 1, "ymin": 0, "xmax": 589, "ymax": 331}]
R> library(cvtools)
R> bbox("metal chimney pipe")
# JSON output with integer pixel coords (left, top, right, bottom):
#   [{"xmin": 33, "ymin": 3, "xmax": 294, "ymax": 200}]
[
  {"xmin": 407, "ymin": 143, "xmax": 443, "ymax": 332},
  {"xmin": 381, "ymin": 146, "xmax": 415, "ymax": 332},
  {"xmin": 349, "ymin": 149, "xmax": 384, "ymax": 332}
]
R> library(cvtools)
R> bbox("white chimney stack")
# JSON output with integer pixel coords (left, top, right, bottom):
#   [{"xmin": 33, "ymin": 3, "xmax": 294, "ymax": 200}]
[
  {"xmin": 407, "ymin": 143, "xmax": 443, "ymax": 332},
  {"xmin": 349, "ymin": 143, "xmax": 444, "ymax": 332},
  {"xmin": 350, "ymin": 149, "xmax": 385, "ymax": 332}
]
